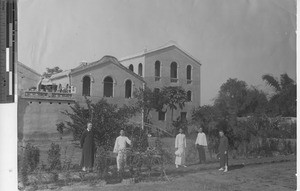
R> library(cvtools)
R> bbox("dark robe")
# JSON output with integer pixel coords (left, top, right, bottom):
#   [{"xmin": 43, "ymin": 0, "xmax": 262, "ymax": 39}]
[
  {"xmin": 80, "ymin": 130, "xmax": 95, "ymax": 168},
  {"xmin": 218, "ymin": 136, "xmax": 229, "ymax": 168}
]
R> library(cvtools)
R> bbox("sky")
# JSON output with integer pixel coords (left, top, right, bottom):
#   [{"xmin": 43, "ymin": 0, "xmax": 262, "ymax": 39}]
[{"xmin": 18, "ymin": 0, "xmax": 296, "ymax": 105}]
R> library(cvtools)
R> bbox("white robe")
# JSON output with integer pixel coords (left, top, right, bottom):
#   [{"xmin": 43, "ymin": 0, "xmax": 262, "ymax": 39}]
[
  {"xmin": 175, "ymin": 133, "xmax": 187, "ymax": 165},
  {"xmin": 113, "ymin": 136, "xmax": 131, "ymax": 171}
]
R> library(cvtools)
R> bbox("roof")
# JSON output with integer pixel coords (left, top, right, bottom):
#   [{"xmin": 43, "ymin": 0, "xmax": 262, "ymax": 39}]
[
  {"xmin": 50, "ymin": 70, "xmax": 71, "ymax": 80},
  {"xmin": 70, "ymin": 55, "xmax": 145, "ymax": 82},
  {"xmin": 119, "ymin": 42, "xmax": 202, "ymax": 66},
  {"xmin": 17, "ymin": 61, "xmax": 42, "ymax": 77}
]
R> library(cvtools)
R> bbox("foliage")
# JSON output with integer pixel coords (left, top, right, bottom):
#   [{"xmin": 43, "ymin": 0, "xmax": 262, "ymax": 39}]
[
  {"xmin": 42, "ymin": 66, "xmax": 63, "ymax": 78},
  {"xmin": 63, "ymin": 98, "xmax": 138, "ymax": 151},
  {"xmin": 24, "ymin": 143, "xmax": 40, "ymax": 172},
  {"xmin": 133, "ymin": 87, "xmax": 161, "ymax": 124},
  {"xmin": 47, "ymin": 143, "xmax": 61, "ymax": 171},
  {"xmin": 160, "ymin": 86, "xmax": 187, "ymax": 121},
  {"xmin": 172, "ymin": 116, "xmax": 188, "ymax": 135},
  {"xmin": 262, "ymin": 73, "xmax": 296, "ymax": 117}
]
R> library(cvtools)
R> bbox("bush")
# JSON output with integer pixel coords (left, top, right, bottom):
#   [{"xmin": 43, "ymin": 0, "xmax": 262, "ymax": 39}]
[
  {"xmin": 24, "ymin": 143, "xmax": 40, "ymax": 172},
  {"xmin": 47, "ymin": 143, "xmax": 61, "ymax": 171}
]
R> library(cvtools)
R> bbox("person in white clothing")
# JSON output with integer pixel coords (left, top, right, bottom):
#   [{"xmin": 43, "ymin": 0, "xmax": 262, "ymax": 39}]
[
  {"xmin": 113, "ymin": 129, "xmax": 132, "ymax": 172},
  {"xmin": 175, "ymin": 128, "xmax": 187, "ymax": 168},
  {"xmin": 195, "ymin": 127, "xmax": 208, "ymax": 164}
]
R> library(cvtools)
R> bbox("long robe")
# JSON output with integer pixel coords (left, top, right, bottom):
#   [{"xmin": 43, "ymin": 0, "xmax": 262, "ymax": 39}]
[
  {"xmin": 175, "ymin": 133, "xmax": 187, "ymax": 165},
  {"xmin": 218, "ymin": 136, "xmax": 229, "ymax": 168},
  {"xmin": 80, "ymin": 130, "xmax": 95, "ymax": 169},
  {"xmin": 113, "ymin": 136, "xmax": 131, "ymax": 171}
]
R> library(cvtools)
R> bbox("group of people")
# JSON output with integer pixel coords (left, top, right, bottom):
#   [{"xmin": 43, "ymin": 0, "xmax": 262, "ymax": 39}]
[
  {"xmin": 175, "ymin": 127, "xmax": 229, "ymax": 172},
  {"xmin": 80, "ymin": 122, "xmax": 229, "ymax": 174}
]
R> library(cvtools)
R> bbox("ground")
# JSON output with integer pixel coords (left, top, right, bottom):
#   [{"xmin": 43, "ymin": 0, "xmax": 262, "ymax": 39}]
[{"xmin": 35, "ymin": 159, "xmax": 295, "ymax": 191}]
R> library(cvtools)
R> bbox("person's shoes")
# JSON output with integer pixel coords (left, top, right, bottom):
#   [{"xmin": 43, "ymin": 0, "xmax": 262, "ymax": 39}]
[
  {"xmin": 176, "ymin": 165, "xmax": 179, "ymax": 168},
  {"xmin": 218, "ymin": 167, "xmax": 224, "ymax": 171},
  {"xmin": 183, "ymin": 165, "xmax": 187, "ymax": 167}
]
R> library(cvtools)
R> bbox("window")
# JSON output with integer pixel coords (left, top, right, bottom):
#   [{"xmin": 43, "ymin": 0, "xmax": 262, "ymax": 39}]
[
  {"xmin": 155, "ymin": 61, "xmax": 161, "ymax": 81},
  {"xmin": 180, "ymin": 112, "xmax": 187, "ymax": 121},
  {"xmin": 187, "ymin": 65, "xmax": 192, "ymax": 84},
  {"xmin": 138, "ymin": 63, "xmax": 143, "ymax": 76},
  {"xmin": 170, "ymin": 62, "xmax": 178, "ymax": 82},
  {"xmin": 82, "ymin": 76, "xmax": 91, "ymax": 96},
  {"xmin": 187, "ymin": 91, "xmax": 192, "ymax": 102},
  {"xmin": 103, "ymin": 76, "xmax": 113, "ymax": 97},
  {"xmin": 125, "ymin": 80, "xmax": 132, "ymax": 98},
  {"xmin": 158, "ymin": 110, "xmax": 166, "ymax": 121},
  {"xmin": 129, "ymin": 64, "xmax": 134, "ymax": 72}
]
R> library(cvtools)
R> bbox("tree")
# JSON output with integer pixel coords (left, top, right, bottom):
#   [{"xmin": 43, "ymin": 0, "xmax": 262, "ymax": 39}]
[
  {"xmin": 42, "ymin": 66, "xmax": 63, "ymax": 78},
  {"xmin": 63, "ymin": 98, "xmax": 138, "ymax": 150},
  {"xmin": 262, "ymin": 73, "xmax": 296, "ymax": 117},
  {"xmin": 133, "ymin": 87, "xmax": 162, "ymax": 124},
  {"xmin": 160, "ymin": 86, "xmax": 187, "ymax": 123}
]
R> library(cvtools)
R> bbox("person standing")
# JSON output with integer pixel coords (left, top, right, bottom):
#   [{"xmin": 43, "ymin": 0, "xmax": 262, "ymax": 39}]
[
  {"xmin": 80, "ymin": 122, "xmax": 96, "ymax": 172},
  {"xmin": 175, "ymin": 128, "xmax": 187, "ymax": 168},
  {"xmin": 218, "ymin": 129, "xmax": 229, "ymax": 172},
  {"xmin": 113, "ymin": 129, "xmax": 132, "ymax": 172},
  {"xmin": 195, "ymin": 127, "xmax": 208, "ymax": 164}
]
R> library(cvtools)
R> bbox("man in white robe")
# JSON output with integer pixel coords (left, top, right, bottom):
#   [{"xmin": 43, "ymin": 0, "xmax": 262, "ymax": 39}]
[
  {"xmin": 175, "ymin": 128, "xmax": 187, "ymax": 168},
  {"xmin": 113, "ymin": 129, "xmax": 132, "ymax": 172},
  {"xmin": 195, "ymin": 127, "xmax": 208, "ymax": 164}
]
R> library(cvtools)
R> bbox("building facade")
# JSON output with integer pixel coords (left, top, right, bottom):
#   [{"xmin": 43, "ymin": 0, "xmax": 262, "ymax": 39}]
[{"xmin": 119, "ymin": 43, "xmax": 201, "ymax": 129}]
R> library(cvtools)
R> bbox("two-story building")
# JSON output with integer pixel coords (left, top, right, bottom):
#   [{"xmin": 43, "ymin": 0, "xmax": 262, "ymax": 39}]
[{"xmin": 119, "ymin": 43, "xmax": 201, "ymax": 129}]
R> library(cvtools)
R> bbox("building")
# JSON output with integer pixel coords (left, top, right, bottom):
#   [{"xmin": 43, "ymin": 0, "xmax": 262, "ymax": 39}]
[
  {"xmin": 17, "ymin": 61, "xmax": 42, "ymax": 94},
  {"xmin": 119, "ymin": 43, "xmax": 201, "ymax": 129}
]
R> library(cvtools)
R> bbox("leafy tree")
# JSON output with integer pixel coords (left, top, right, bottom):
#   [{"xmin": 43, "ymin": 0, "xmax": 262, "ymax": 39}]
[
  {"xmin": 133, "ymin": 87, "xmax": 162, "ymax": 124},
  {"xmin": 262, "ymin": 73, "xmax": 296, "ymax": 117},
  {"xmin": 42, "ymin": 66, "xmax": 63, "ymax": 78},
  {"xmin": 160, "ymin": 86, "xmax": 187, "ymax": 122},
  {"xmin": 63, "ymin": 98, "xmax": 138, "ymax": 150}
]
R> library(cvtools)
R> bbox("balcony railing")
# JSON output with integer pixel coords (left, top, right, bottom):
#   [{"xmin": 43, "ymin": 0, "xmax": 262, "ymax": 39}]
[
  {"xmin": 170, "ymin": 78, "xmax": 178, "ymax": 83},
  {"xmin": 23, "ymin": 91, "xmax": 73, "ymax": 100}
]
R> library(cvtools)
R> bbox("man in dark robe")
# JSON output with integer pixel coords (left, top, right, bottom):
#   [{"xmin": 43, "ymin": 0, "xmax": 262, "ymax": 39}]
[
  {"xmin": 80, "ymin": 122, "xmax": 95, "ymax": 172},
  {"xmin": 218, "ymin": 129, "xmax": 228, "ymax": 172}
]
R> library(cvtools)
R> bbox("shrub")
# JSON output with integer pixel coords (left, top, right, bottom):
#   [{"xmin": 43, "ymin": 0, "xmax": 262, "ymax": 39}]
[
  {"xmin": 24, "ymin": 143, "xmax": 40, "ymax": 172},
  {"xmin": 47, "ymin": 143, "xmax": 61, "ymax": 171}
]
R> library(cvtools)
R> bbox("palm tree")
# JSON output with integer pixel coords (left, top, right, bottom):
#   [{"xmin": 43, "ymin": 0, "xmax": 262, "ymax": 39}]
[
  {"xmin": 161, "ymin": 86, "xmax": 187, "ymax": 124},
  {"xmin": 262, "ymin": 73, "xmax": 296, "ymax": 117}
]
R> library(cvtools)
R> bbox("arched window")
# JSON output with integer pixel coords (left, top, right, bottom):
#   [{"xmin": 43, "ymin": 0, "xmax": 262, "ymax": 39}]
[
  {"xmin": 129, "ymin": 64, "xmax": 134, "ymax": 72},
  {"xmin": 170, "ymin": 62, "xmax": 178, "ymax": 82},
  {"xmin": 125, "ymin": 80, "xmax": 132, "ymax": 98},
  {"xmin": 138, "ymin": 63, "xmax": 143, "ymax": 76},
  {"xmin": 187, "ymin": 65, "xmax": 192, "ymax": 84},
  {"xmin": 155, "ymin": 61, "xmax": 161, "ymax": 81},
  {"xmin": 187, "ymin": 91, "xmax": 192, "ymax": 102},
  {"xmin": 82, "ymin": 76, "xmax": 91, "ymax": 96},
  {"xmin": 103, "ymin": 76, "xmax": 113, "ymax": 97}
]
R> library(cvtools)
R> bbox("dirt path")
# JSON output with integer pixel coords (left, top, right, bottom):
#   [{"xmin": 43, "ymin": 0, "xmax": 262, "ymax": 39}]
[{"xmin": 38, "ymin": 159, "xmax": 296, "ymax": 191}]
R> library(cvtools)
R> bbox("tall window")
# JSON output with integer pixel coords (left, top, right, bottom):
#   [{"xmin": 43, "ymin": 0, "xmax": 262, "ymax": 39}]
[
  {"xmin": 82, "ymin": 76, "xmax": 91, "ymax": 96},
  {"xmin": 129, "ymin": 64, "xmax": 134, "ymax": 72},
  {"xmin": 125, "ymin": 80, "xmax": 132, "ymax": 98},
  {"xmin": 187, "ymin": 90, "xmax": 192, "ymax": 102},
  {"xmin": 138, "ymin": 63, "xmax": 143, "ymax": 76},
  {"xmin": 158, "ymin": 111, "xmax": 166, "ymax": 121},
  {"xmin": 187, "ymin": 65, "xmax": 192, "ymax": 84},
  {"xmin": 103, "ymin": 76, "xmax": 113, "ymax": 97},
  {"xmin": 180, "ymin": 112, "xmax": 187, "ymax": 121},
  {"xmin": 170, "ymin": 62, "xmax": 178, "ymax": 82},
  {"xmin": 155, "ymin": 61, "xmax": 161, "ymax": 81}
]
